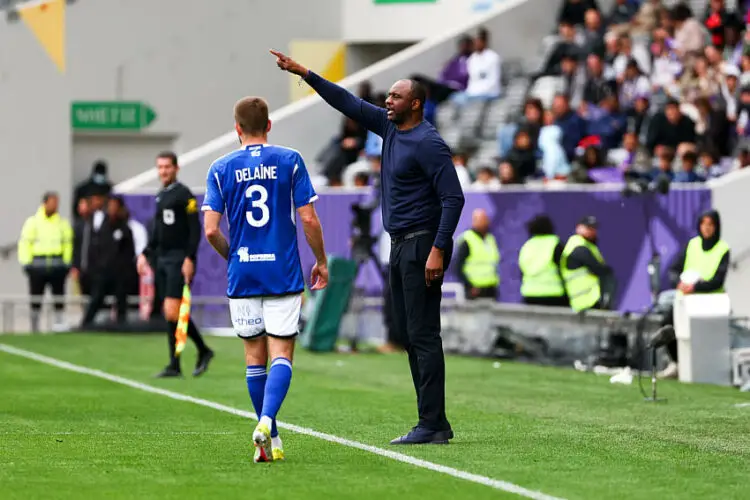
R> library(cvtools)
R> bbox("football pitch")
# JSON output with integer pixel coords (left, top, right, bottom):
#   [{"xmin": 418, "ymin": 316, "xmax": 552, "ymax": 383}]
[{"xmin": 1, "ymin": 333, "xmax": 748, "ymax": 500}]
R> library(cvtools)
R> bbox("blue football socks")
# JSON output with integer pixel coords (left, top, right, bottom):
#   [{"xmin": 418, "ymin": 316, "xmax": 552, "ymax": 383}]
[
  {"xmin": 259, "ymin": 357, "xmax": 293, "ymax": 429},
  {"xmin": 245, "ymin": 365, "xmax": 278, "ymax": 437}
]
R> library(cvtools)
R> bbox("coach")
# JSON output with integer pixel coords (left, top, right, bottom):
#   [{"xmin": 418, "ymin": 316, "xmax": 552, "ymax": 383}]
[{"xmin": 272, "ymin": 50, "xmax": 465, "ymax": 445}]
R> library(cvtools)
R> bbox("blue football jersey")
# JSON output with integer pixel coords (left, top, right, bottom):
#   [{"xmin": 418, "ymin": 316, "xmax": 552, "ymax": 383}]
[{"xmin": 202, "ymin": 144, "xmax": 318, "ymax": 298}]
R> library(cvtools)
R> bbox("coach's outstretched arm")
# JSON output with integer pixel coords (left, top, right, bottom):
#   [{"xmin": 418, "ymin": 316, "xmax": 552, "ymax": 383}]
[
  {"xmin": 297, "ymin": 204, "xmax": 329, "ymax": 290},
  {"xmin": 270, "ymin": 50, "xmax": 387, "ymax": 136}
]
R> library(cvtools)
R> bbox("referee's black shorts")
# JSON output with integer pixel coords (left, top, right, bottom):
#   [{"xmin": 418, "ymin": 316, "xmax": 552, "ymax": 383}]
[{"xmin": 155, "ymin": 251, "xmax": 188, "ymax": 300}]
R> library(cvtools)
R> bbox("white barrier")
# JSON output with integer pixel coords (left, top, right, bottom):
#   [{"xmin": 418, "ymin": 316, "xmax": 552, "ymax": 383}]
[{"xmin": 674, "ymin": 293, "xmax": 733, "ymax": 386}]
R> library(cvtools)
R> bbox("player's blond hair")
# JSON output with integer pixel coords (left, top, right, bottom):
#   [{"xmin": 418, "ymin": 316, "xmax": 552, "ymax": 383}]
[{"xmin": 234, "ymin": 97, "xmax": 269, "ymax": 136}]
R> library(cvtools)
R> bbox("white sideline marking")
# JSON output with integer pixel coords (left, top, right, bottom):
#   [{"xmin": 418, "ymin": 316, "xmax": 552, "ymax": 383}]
[
  {"xmin": 0, "ymin": 344, "xmax": 564, "ymax": 500},
  {"xmin": 735, "ymin": 403, "xmax": 750, "ymax": 408}
]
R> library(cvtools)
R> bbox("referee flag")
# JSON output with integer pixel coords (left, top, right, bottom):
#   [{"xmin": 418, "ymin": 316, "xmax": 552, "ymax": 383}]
[{"xmin": 175, "ymin": 285, "xmax": 191, "ymax": 356}]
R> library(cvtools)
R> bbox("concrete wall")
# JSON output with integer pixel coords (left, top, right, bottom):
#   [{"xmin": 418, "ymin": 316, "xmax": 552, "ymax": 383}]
[
  {"xmin": 709, "ymin": 170, "xmax": 750, "ymax": 318},
  {"xmin": 120, "ymin": 0, "xmax": 559, "ymax": 192},
  {"xmin": 0, "ymin": 0, "xmax": 343, "ymax": 297}
]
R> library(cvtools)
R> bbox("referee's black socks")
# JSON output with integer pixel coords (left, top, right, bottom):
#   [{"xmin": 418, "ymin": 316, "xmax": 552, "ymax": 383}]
[
  {"xmin": 167, "ymin": 320, "xmax": 180, "ymax": 370},
  {"xmin": 187, "ymin": 319, "xmax": 209, "ymax": 355}
]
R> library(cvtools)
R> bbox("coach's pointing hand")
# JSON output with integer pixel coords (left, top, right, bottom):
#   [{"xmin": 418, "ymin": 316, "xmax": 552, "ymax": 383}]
[{"xmin": 270, "ymin": 49, "xmax": 309, "ymax": 78}]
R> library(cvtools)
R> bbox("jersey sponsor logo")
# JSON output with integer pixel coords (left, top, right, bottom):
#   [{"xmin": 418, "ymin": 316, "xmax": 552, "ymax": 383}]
[
  {"xmin": 235, "ymin": 317, "xmax": 262, "ymax": 326},
  {"xmin": 186, "ymin": 198, "xmax": 198, "ymax": 214},
  {"xmin": 237, "ymin": 247, "xmax": 276, "ymax": 262}
]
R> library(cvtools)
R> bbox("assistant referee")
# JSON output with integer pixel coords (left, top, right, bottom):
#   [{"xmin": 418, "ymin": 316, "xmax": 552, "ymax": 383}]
[
  {"xmin": 272, "ymin": 50, "xmax": 465, "ymax": 445},
  {"xmin": 137, "ymin": 151, "xmax": 214, "ymax": 378}
]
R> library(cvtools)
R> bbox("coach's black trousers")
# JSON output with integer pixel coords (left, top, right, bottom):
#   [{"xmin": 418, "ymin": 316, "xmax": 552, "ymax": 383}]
[{"xmin": 389, "ymin": 231, "xmax": 452, "ymax": 432}]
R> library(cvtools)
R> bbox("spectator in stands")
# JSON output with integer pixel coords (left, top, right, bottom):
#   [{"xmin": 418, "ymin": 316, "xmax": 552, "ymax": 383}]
[
  {"xmin": 498, "ymin": 160, "xmax": 521, "ymax": 185},
  {"xmin": 694, "ymin": 96, "xmax": 732, "ymax": 156},
  {"xmin": 473, "ymin": 166, "xmax": 500, "ymax": 188},
  {"xmin": 559, "ymin": 52, "xmax": 587, "ymax": 108},
  {"xmin": 320, "ymin": 116, "xmax": 367, "ymax": 186},
  {"xmin": 722, "ymin": 21, "xmax": 743, "ymax": 66},
  {"xmin": 650, "ymin": 38, "xmax": 681, "ymax": 98},
  {"xmin": 646, "ymin": 98, "xmax": 697, "ymax": 154},
  {"xmin": 721, "ymin": 65, "xmax": 741, "ymax": 120},
  {"xmin": 671, "ymin": 3, "xmax": 707, "ymax": 58},
  {"xmin": 651, "ymin": 146, "xmax": 676, "ymax": 181},
  {"xmin": 612, "ymin": 33, "xmax": 652, "ymax": 77},
  {"xmin": 607, "ymin": 0, "xmax": 638, "ymax": 29},
  {"xmin": 699, "ymin": 147, "xmax": 724, "ymax": 178},
  {"xmin": 558, "ymin": 0, "xmax": 601, "ymax": 27},
  {"xmin": 538, "ymin": 116, "xmax": 571, "ymax": 180},
  {"xmin": 505, "ymin": 129, "xmax": 538, "ymax": 181},
  {"xmin": 608, "ymin": 131, "xmax": 641, "ymax": 171},
  {"xmin": 736, "ymin": 85, "xmax": 750, "ymax": 136},
  {"xmin": 439, "ymin": 35, "xmax": 473, "ymax": 92},
  {"xmin": 618, "ymin": 59, "xmax": 651, "ymax": 110},
  {"xmin": 451, "ymin": 28, "xmax": 501, "ymax": 106},
  {"xmin": 627, "ymin": 94, "xmax": 652, "ymax": 141},
  {"xmin": 570, "ymin": 138, "xmax": 606, "ymax": 183},
  {"xmin": 732, "ymin": 147, "xmax": 750, "ymax": 169},
  {"xmin": 584, "ymin": 94, "xmax": 627, "ymax": 151},
  {"xmin": 581, "ymin": 8, "xmax": 606, "ymax": 58},
  {"xmin": 540, "ymin": 21, "xmax": 582, "ymax": 76},
  {"xmin": 72, "ymin": 160, "xmax": 112, "ymax": 220},
  {"xmin": 452, "ymin": 152, "xmax": 472, "ymax": 188},
  {"xmin": 497, "ymin": 98, "xmax": 544, "ymax": 157},
  {"xmin": 582, "ymin": 54, "xmax": 616, "ymax": 105},
  {"xmin": 630, "ymin": 0, "xmax": 665, "ymax": 37},
  {"xmin": 703, "ymin": 0, "xmax": 736, "ymax": 48},
  {"xmin": 552, "ymin": 93, "xmax": 587, "ymax": 161},
  {"xmin": 455, "ymin": 208, "xmax": 500, "ymax": 300},
  {"xmin": 680, "ymin": 52, "xmax": 722, "ymax": 104},
  {"xmin": 674, "ymin": 150, "xmax": 705, "ymax": 182}
]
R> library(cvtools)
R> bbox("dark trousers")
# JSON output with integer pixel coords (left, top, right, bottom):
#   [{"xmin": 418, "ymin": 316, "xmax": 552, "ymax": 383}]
[
  {"xmin": 81, "ymin": 273, "xmax": 128, "ymax": 325},
  {"xmin": 389, "ymin": 232, "xmax": 452, "ymax": 432},
  {"xmin": 382, "ymin": 264, "xmax": 405, "ymax": 348},
  {"xmin": 27, "ymin": 268, "xmax": 66, "ymax": 312},
  {"xmin": 661, "ymin": 305, "xmax": 678, "ymax": 362}
]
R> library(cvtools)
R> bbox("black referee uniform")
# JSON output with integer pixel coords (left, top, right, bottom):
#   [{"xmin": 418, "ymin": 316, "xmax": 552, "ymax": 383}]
[{"xmin": 143, "ymin": 181, "xmax": 213, "ymax": 377}]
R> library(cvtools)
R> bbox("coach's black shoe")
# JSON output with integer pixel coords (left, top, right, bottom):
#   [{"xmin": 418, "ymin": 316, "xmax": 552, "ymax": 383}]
[
  {"xmin": 192, "ymin": 349, "xmax": 214, "ymax": 377},
  {"xmin": 155, "ymin": 366, "xmax": 182, "ymax": 378},
  {"xmin": 389, "ymin": 426, "xmax": 452, "ymax": 445}
]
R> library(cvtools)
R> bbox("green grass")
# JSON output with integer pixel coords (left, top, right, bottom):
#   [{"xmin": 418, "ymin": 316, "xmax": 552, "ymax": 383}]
[{"xmin": 0, "ymin": 333, "xmax": 748, "ymax": 500}]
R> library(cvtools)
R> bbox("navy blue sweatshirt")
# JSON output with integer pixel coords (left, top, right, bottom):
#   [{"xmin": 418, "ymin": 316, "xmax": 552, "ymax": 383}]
[{"xmin": 304, "ymin": 71, "xmax": 465, "ymax": 250}]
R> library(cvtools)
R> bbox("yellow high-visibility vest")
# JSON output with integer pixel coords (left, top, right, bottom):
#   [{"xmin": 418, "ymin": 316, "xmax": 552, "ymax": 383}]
[
  {"xmin": 519, "ymin": 235, "xmax": 565, "ymax": 298},
  {"xmin": 18, "ymin": 206, "xmax": 73, "ymax": 268},
  {"xmin": 561, "ymin": 235, "xmax": 603, "ymax": 312},
  {"xmin": 460, "ymin": 230, "xmax": 500, "ymax": 288},
  {"xmin": 682, "ymin": 236, "xmax": 730, "ymax": 293}
]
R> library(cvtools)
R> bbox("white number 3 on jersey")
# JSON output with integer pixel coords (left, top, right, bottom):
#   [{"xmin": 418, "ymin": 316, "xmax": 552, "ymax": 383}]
[
  {"xmin": 245, "ymin": 185, "xmax": 270, "ymax": 228},
  {"xmin": 162, "ymin": 209, "xmax": 175, "ymax": 225}
]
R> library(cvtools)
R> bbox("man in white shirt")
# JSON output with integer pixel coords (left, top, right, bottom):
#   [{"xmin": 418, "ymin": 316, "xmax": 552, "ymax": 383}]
[
  {"xmin": 452, "ymin": 152, "xmax": 473, "ymax": 188},
  {"xmin": 451, "ymin": 28, "xmax": 502, "ymax": 105}
]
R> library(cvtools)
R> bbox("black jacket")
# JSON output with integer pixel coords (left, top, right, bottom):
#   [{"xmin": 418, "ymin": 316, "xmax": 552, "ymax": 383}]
[
  {"xmin": 668, "ymin": 210, "xmax": 730, "ymax": 292},
  {"xmin": 91, "ymin": 216, "xmax": 135, "ymax": 274}
]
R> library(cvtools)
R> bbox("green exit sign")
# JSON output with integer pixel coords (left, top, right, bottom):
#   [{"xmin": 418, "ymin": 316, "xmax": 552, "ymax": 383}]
[{"xmin": 71, "ymin": 101, "xmax": 157, "ymax": 131}]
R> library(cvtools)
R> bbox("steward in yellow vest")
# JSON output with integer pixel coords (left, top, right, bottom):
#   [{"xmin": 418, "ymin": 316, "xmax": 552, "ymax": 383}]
[
  {"xmin": 560, "ymin": 216, "xmax": 615, "ymax": 312},
  {"xmin": 456, "ymin": 209, "xmax": 499, "ymax": 300},
  {"xmin": 17, "ymin": 192, "xmax": 74, "ymax": 332},
  {"xmin": 658, "ymin": 210, "xmax": 730, "ymax": 378},
  {"xmin": 518, "ymin": 215, "xmax": 568, "ymax": 307}
]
